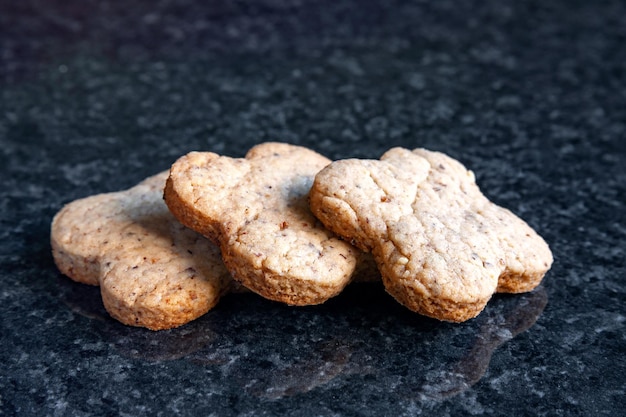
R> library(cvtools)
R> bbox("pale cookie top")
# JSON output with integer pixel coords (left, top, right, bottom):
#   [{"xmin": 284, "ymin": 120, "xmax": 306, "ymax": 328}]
[
  {"xmin": 310, "ymin": 147, "xmax": 553, "ymax": 322},
  {"xmin": 164, "ymin": 142, "xmax": 360, "ymax": 305},
  {"xmin": 51, "ymin": 172, "xmax": 232, "ymax": 330}
]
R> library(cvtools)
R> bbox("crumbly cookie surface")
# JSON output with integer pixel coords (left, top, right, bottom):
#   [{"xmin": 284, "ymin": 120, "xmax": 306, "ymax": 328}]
[
  {"xmin": 310, "ymin": 147, "xmax": 553, "ymax": 322},
  {"xmin": 51, "ymin": 172, "xmax": 232, "ymax": 330},
  {"xmin": 164, "ymin": 142, "xmax": 360, "ymax": 305}
]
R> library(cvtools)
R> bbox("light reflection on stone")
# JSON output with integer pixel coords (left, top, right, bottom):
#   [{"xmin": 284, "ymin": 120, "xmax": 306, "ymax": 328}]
[{"xmin": 58, "ymin": 277, "xmax": 547, "ymax": 402}]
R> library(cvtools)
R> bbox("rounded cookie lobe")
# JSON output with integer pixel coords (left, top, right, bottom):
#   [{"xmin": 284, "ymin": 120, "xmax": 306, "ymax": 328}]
[
  {"xmin": 310, "ymin": 147, "xmax": 553, "ymax": 322},
  {"xmin": 409, "ymin": 149, "xmax": 553, "ymax": 295},
  {"xmin": 51, "ymin": 172, "xmax": 232, "ymax": 330},
  {"xmin": 165, "ymin": 142, "xmax": 359, "ymax": 306}
]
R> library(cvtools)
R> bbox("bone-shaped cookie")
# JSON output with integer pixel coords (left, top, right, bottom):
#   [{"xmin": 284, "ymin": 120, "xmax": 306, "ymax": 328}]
[
  {"xmin": 310, "ymin": 147, "xmax": 553, "ymax": 322},
  {"xmin": 164, "ymin": 142, "xmax": 361, "ymax": 305},
  {"xmin": 51, "ymin": 172, "xmax": 232, "ymax": 330}
]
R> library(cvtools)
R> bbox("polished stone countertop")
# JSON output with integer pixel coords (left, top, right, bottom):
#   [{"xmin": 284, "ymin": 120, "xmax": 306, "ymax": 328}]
[{"xmin": 1, "ymin": 1, "xmax": 625, "ymax": 416}]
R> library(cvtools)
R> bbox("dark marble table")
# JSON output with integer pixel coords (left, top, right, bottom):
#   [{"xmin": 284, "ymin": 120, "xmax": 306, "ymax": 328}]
[{"xmin": 1, "ymin": 1, "xmax": 625, "ymax": 415}]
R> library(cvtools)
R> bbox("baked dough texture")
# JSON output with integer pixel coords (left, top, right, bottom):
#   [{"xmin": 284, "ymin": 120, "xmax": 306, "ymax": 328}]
[
  {"xmin": 51, "ymin": 172, "xmax": 232, "ymax": 330},
  {"xmin": 164, "ymin": 142, "xmax": 360, "ymax": 305},
  {"xmin": 309, "ymin": 147, "xmax": 553, "ymax": 322}
]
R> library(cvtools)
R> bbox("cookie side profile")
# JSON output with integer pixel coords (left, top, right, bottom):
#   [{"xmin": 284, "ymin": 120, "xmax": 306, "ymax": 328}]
[
  {"xmin": 51, "ymin": 172, "xmax": 233, "ymax": 330},
  {"xmin": 164, "ymin": 142, "xmax": 360, "ymax": 306},
  {"xmin": 310, "ymin": 147, "xmax": 553, "ymax": 322}
]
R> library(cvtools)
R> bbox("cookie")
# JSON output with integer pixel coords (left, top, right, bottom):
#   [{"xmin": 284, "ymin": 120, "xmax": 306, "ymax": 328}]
[
  {"xmin": 51, "ymin": 171, "xmax": 233, "ymax": 330},
  {"xmin": 309, "ymin": 147, "xmax": 553, "ymax": 322},
  {"xmin": 164, "ymin": 142, "xmax": 361, "ymax": 305}
]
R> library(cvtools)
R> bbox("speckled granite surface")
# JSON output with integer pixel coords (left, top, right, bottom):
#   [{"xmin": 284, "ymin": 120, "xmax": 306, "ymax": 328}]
[{"xmin": 1, "ymin": 1, "xmax": 625, "ymax": 416}]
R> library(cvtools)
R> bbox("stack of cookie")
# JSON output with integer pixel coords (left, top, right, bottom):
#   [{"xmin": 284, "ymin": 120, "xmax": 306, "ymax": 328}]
[{"xmin": 51, "ymin": 143, "xmax": 553, "ymax": 330}]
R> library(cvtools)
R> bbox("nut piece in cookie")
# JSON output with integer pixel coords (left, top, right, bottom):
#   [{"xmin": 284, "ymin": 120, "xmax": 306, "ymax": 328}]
[
  {"xmin": 51, "ymin": 172, "xmax": 232, "ymax": 330},
  {"xmin": 310, "ymin": 147, "xmax": 553, "ymax": 322},
  {"xmin": 164, "ymin": 142, "xmax": 360, "ymax": 305}
]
